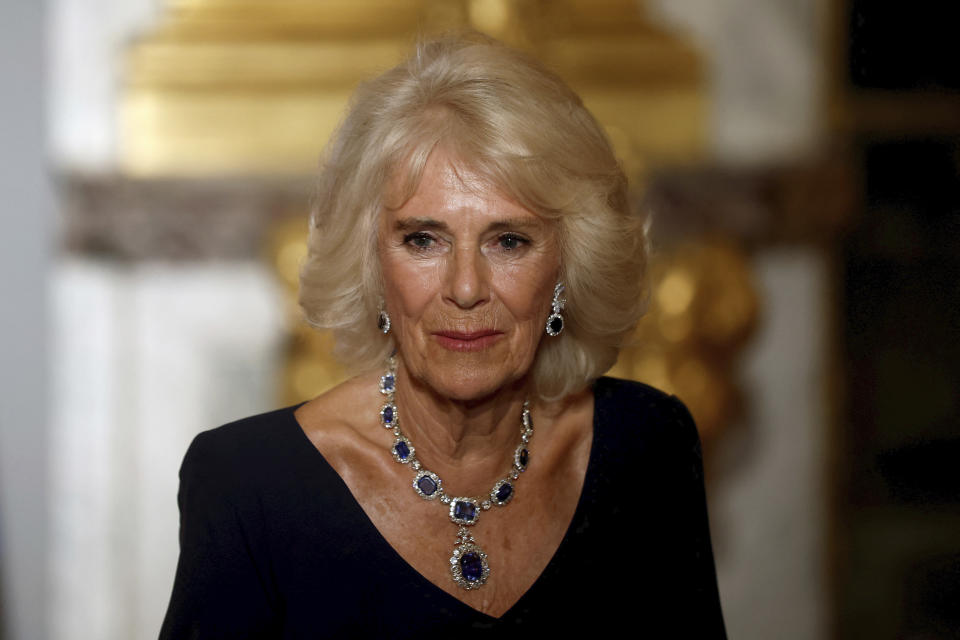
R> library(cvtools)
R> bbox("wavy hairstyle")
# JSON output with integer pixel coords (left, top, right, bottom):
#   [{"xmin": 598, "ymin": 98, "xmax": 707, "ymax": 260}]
[{"xmin": 299, "ymin": 33, "xmax": 648, "ymax": 399}]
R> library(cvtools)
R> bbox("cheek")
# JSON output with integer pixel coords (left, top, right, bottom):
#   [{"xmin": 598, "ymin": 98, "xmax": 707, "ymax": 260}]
[
  {"xmin": 381, "ymin": 252, "xmax": 440, "ymax": 318},
  {"xmin": 491, "ymin": 262, "xmax": 557, "ymax": 323}
]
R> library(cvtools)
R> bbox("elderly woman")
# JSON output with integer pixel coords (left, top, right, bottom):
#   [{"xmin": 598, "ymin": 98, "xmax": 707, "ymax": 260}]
[{"xmin": 161, "ymin": 34, "xmax": 725, "ymax": 637}]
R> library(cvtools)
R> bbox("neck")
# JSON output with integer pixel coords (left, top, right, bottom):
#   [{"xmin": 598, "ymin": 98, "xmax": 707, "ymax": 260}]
[{"xmin": 392, "ymin": 361, "xmax": 528, "ymax": 492}]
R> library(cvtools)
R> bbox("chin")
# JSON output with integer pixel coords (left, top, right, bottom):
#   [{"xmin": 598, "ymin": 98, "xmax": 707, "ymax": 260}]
[
  {"xmin": 401, "ymin": 338, "xmax": 534, "ymax": 402},
  {"xmin": 430, "ymin": 374, "xmax": 504, "ymax": 403},
  {"xmin": 419, "ymin": 362, "xmax": 521, "ymax": 403}
]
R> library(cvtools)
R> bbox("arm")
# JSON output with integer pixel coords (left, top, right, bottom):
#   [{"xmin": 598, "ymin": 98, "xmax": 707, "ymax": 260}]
[
  {"xmin": 159, "ymin": 431, "xmax": 279, "ymax": 639},
  {"xmin": 669, "ymin": 395, "xmax": 727, "ymax": 638}
]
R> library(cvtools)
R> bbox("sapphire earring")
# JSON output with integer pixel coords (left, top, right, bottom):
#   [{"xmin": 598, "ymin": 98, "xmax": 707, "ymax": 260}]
[
  {"xmin": 377, "ymin": 301, "xmax": 391, "ymax": 334},
  {"xmin": 545, "ymin": 282, "xmax": 565, "ymax": 337}
]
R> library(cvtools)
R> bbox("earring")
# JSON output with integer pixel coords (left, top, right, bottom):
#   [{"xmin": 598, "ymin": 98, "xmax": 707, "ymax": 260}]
[
  {"xmin": 377, "ymin": 301, "xmax": 391, "ymax": 334},
  {"xmin": 545, "ymin": 282, "xmax": 565, "ymax": 337}
]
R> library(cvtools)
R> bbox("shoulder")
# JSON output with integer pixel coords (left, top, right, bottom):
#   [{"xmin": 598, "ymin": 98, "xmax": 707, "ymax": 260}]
[
  {"xmin": 180, "ymin": 404, "xmax": 305, "ymax": 493},
  {"xmin": 593, "ymin": 376, "xmax": 695, "ymax": 429},
  {"xmin": 589, "ymin": 377, "xmax": 709, "ymax": 522},
  {"xmin": 591, "ymin": 376, "xmax": 701, "ymax": 456},
  {"xmin": 186, "ymin": 404, "xmax": 302, "ymax": 461}
]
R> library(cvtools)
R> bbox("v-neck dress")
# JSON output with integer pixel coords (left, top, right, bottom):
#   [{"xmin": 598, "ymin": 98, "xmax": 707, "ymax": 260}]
[{"xmin": 160, "ymin": 377, "xmax": 726, "ymax": 638}]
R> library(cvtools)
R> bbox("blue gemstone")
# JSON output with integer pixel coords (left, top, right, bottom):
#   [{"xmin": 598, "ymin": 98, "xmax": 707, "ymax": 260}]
[
  {"xmin": 519, "ymin": 448, "xmax": 529, "ymax": 468},
  {"xmin": 495, "ymin": 483, "xmax": 513, "ymax": 502},
  {"xmin": 549, "ymin": 315, "xmax": 563, "ymax": 334},
  {"xmin": 382, "ymin": 374, "xmax": 395, "ymax": 393},
  {"xmin": 454, "ymin": 500, "xmax": 477, "ymax": 522},
  {"xmin": 417, "ymin": 475, "xmax": 437, "ymax": 496},
  {"xmin": 460, "ymin": 552, "xmax": 483, "ymax": 582},
  {"xmin": 382, "ymin": 406, "xmax": 393, "ymax": 424},
  {"xmin": 394, "ymin": 441, "xmax": 410, "ymax": 460}
]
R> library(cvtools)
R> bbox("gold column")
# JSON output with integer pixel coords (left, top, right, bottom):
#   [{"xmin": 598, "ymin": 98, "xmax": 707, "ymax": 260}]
[{"xmin": 121, "ymin": 0, "xmax": 705, "ymax": 177}]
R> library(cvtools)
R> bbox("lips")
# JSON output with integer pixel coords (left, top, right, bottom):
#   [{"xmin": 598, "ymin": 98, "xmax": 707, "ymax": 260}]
[{"xmin": 432, "ymin": 330, "xmax": 503, "ymax": 352}]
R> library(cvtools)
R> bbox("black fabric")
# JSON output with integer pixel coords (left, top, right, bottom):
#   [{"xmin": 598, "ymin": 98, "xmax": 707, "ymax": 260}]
[{"xmin": 160, "ymin": 377, "xmax": 726, "ymax": 638}]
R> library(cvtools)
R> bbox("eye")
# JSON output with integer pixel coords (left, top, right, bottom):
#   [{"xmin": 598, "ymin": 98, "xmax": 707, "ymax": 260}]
[
  {"xmin": 403, "ymin": 232, "xmax": 436, "ymax": 250},
  {"xmin": 497, "ymin": 233, "xmax": 528, "ymax": 251}
]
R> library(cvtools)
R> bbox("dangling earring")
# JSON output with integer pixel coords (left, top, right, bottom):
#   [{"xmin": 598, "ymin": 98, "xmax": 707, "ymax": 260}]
[
  {"xmin": 377, "ymin": 300, "xmax": 391, "ymax": 334},
  {"xmin": 545, "ymin": 282, "xmax": 565, "ymax": 337}
]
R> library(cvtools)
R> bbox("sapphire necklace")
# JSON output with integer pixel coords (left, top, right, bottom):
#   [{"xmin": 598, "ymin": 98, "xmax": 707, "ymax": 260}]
[{"xmin": 378, "ymin": 356, "xmax": 533, "ymax": 590}]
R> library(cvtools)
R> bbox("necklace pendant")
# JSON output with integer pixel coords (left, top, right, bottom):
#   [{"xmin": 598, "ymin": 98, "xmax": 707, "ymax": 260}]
[{"xmin": 450, "ymin": 527, "xmax": 490, "ymax": 589}]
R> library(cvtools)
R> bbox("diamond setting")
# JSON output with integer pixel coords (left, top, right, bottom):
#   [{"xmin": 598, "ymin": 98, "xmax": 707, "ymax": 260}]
[
  {"xmin": 412, "ymin": 470, "xmax": 442, "ymax": 500},
  {"xmin": 379, "ymin": 373, "xmax": 396, "ymax": 395},
  {"xmin": 378, "ymin": 310, "xmax": 390, "ymax": 334},
  {"xmin": 380, "ymin": 403, "xmax": 397, "ymax": 429},
  {"xmin": 449, "ymin": 497, "xmax": 480, "ymax": 525},
  {"xmin": 450, "ymin": 542, "xmax": 490, "ymax": 589},
  {"xmin": 545, "ymin": 313, "xmax": 564, "ymax": 336},
  {"xmin": 514, "ymin": 446, "xmax": 529, "ymax": 472},
  {"xmin": 391, "ymin": 436, "xmax": 414, "ymax": 463},
  {"xmin": 491, "ymin": 479, "xmax": 514, "ymax": 506},
  {"xmin": 545, "ymin": 282, "xmax": 566, "ymax": 336}
]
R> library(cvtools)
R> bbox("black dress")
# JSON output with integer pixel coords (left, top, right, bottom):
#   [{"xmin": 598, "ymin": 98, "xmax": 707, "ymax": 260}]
[{"xmin": 160, "ymin": 377, "xmax": 726, "ymax": 638}]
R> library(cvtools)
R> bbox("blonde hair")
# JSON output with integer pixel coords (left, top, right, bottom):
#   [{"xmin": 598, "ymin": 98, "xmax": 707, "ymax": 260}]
[{"xmin": 299, "ymin": 33, "xmax": 648, "ymax": 399}]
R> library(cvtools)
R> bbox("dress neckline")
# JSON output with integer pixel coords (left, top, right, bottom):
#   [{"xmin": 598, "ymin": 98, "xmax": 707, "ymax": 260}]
[{"xmin": 284, "ymin": 379, "xmax": 603, "ymax": 621}]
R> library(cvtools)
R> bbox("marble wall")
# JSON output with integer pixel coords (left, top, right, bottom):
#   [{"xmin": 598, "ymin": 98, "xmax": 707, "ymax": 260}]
[
  {"xmin": 712, "ymin": 250, "xmax": 830, "ymax": 640},
  {"xmin": 0, "ymin": 3, "xmax": 54, "ymax": 639},
  {"xmin": 50, "ymin": 260, "xmax": 285, "ymax": 638},
  {"xmin": 649, "ymin": 0, "xmax": 825, "ymax": 163},
  {"xmin": 48, "ymin": 0, "xmax": 160, "ymax": 170}
]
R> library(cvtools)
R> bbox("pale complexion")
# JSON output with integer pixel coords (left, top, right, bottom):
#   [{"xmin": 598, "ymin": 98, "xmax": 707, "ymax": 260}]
[{"xmin": 295, "ymin": 150, "xmax": 594, "ymax": 617}]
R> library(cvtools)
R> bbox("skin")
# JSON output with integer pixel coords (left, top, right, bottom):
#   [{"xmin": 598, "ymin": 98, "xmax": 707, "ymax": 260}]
[{"xmin": 295, "ymin": 150, "xmax": 594, "ymax": 618}]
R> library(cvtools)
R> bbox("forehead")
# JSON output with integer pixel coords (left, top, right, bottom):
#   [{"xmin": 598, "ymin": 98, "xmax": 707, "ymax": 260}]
[{"xmin": 384, "ymin": 150, "xmax": 543, "ymax": 225}]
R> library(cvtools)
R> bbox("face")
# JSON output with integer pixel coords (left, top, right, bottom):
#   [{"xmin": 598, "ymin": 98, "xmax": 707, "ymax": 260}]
[{"xmin": 378, "ymin": 150, "xmax": 561, "ymax": 402}]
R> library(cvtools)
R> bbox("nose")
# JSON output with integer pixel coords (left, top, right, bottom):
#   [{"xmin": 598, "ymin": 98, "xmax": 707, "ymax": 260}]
[{"xmin": 445, "ymin": 244, "xmax": 489, "ymax": 309}]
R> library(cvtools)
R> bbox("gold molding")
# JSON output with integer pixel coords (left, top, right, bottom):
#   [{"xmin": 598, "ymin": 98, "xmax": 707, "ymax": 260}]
[{"xmin": 120, "ymin": 0, "xmax": 705, "ymax": 176}]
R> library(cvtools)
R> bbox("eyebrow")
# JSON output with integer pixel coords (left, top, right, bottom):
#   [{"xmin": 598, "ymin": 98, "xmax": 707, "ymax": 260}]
[
  {"xmin": 393, "ymin": 217, "xmax": 544, "ymax": 233},
  {"xmin": 394, "ymin": 217, "xmax": 449, "ymax": 233}
]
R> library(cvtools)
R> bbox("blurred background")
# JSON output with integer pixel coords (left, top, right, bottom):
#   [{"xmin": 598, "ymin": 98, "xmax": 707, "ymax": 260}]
[{"xmin": 1, "ymin": 0, "xmax": 957, "ymax": 638}]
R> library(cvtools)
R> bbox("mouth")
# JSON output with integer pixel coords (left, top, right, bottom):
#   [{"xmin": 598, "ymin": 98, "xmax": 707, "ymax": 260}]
[{"xmin": 432, "ymin": 330, "xmax": 504, "ymax": 352}]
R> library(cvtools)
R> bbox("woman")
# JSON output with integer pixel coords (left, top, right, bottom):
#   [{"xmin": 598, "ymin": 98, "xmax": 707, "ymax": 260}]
[{"xmin": 161, "ymin": 34, "xmax": 725, "ymax": 638}]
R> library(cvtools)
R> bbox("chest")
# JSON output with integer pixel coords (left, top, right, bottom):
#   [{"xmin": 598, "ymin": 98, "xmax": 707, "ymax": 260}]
[
  {"xmin": 348, "ymin": 458, "xmax": 584, "ymax": 617},
  {"xmin": 268, "ymin": 450, "xmax": 700, "ymax": 637}
]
